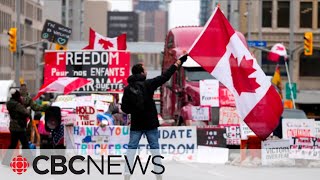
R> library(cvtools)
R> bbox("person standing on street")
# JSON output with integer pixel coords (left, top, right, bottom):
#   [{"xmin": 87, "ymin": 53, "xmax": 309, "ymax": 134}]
[
  {"xmin": 2, "ymin": 89, "xmax": 31, "ymax": 166},
  {"xmin": 121, "ymin": 54, "xmax": 188, "ymax": 180},
  {"xmin": 20, "ymin": 83, "xmax": 48, "ymax": 142}
]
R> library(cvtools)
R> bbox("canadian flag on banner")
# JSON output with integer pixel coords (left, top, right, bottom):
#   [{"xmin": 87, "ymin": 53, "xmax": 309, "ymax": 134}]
[
  {"xmin": 188, "ymin": 7, "xmax": 283, "ymax": 140},
  {"xmin": 83, "ymin": 28, "xmax": 127, "ymax": 50}
]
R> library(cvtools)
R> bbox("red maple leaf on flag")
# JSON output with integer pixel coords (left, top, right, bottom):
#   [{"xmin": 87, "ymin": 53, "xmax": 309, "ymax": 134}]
[
  {"xmin": 229, "ymin": 54, "xmax": 260, "ymax": 96},
  {"xmin": 98, "ymin": 38, "xmax": 114, "ymax": 49}
]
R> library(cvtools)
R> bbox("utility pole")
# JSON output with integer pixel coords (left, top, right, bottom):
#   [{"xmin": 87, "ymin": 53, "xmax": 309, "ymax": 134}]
[
  {"xmin": 35, "ymin": 44, "xmax": 40, "ymax": 92},
  {"xmin": 288, "ymin": 0, "xmax": 296, "ymax": 109},
  {"xmin": 15, "ymin": 0, "xmax": 21, "ymax": 86}
]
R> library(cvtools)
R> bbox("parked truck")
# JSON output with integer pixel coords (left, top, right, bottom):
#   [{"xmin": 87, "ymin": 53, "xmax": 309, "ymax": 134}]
[{"xmin": 160, "ymin": 26, "xmax": 248, "ymax": 126}]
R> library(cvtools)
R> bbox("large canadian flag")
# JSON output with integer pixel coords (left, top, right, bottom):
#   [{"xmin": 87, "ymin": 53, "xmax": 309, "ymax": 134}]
[
  {"xmin": 188, "ymin": 7, "xmax": 283, "ymax": 140},
  {"xmin": 83, "ymin": 28, "xmax": 127, "ymax": 50}
]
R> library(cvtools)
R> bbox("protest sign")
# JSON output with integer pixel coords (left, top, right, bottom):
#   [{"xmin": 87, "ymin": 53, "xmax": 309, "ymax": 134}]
[
  {"xmin": 44, "ymin": 50, "xmax": 130, "ymax": 92},
  {"xmin": 75, "ymin": 104, "xmax": 97, "ymax": 126},
  {"xmin": 219, "ymin": 87, "xmax": 235, "ymax": 107},
  {"xmin": 315, "ymin": 121, "xmax": 320, "ymax": 138},
  {"xmin": 191, "ymin": 106, "xmax": 210, "ymax": 121},
  {"xmin": 289, "ymin": 137, "xmax": 320, "ymax": 160},
  {"xmin": 197, "ymin": 126, "xmax": 226, "ymax": 147},
  {"xmin": 91, "ymin": 94, "xmax": 114, "ymax": 103},
  {"xmin": 200, "ymin": 79, "xmax": 219, "ymax": 107},
  {"xmin": 261, "ymin": 139, "xmax": 294, "ymax": 166},
  {"xmin": 224, "ymin": 126, "xmax": 241, "ymax": 145},
  {"xmin": 0, "ymin": 104, "xmax": 9, "ymax": 132},
  {"xmin": 41, "ymin": 19, "xmax": 72, "ymax": 45},
  {"xmin": 55, "ymin": 95, "xmax": 76, "ymax": 102},
  {"xmin": 240, "ymin": 121, "xmax": 255, "ymax": 140},
  {"xmin": 282, "ymin": 119, "xmax": 316, "ymax": 139},
  {"xmin": 219, "ymin": 107, "xmax": 241, "ymax": 125}
]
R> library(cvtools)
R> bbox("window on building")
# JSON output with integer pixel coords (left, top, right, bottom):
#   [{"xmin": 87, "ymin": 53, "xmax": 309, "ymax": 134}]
[
  {"xmin": 261, "ymin": 51, "xmax": 288, "ymax": 76},
  {"xmin": 262, "ymin": 0, "xmax": 272, "ymax": 27},
  {"xmin": 300, "ymin": 2, "xmax": 313, "ymax": 28},
  {"xmin": 300, "ymin": 49, "xmax": 320, "ymax": 76},
  {"xmin": 277, "ymin": 1, "xmax": 290, "ymax": 27}
]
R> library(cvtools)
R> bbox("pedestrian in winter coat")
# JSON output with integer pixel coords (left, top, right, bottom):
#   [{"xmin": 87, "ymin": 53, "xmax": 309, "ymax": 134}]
[
  {"xmin": 2, "ymin": 89, "xmax": 32, "ymax": 166},
  {"xmin": 121, "ymin": 54, "xmax": 188, "ymax": 180}
]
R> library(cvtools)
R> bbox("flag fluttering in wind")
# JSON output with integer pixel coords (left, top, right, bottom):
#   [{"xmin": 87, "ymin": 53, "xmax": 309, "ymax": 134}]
[
  {"xmin": 272, "ymin": 64, "xmax": 283, "ymax": 99},
  {"xmin": 188, "ymin": 7, "xmax": 283, "ymax": 140},
  {"xmin": 267, "ymin": 43, "xmax": 287, "ymax": 62},
  {"xmin": 82, "ymin": 28, "xmax": 127, "ymax": 50}
]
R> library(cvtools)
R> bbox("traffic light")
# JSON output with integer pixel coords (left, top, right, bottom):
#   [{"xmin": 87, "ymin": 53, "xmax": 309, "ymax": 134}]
[
  {"xmin": 8, "ymin": 28, "xmax": 17, "ymax": 53},
  {"xmin": 55, "ymin": 44, "xmax": 67, "ymax": 50},
  {"xmin": 304, "ymin": 32, "xmax": 313, "ymax": 56}
]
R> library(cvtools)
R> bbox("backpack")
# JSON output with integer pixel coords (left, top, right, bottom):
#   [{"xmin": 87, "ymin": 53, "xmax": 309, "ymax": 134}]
[{"xmin": 127, "ymin": 81, "xmax": 145, "ymax": 112}]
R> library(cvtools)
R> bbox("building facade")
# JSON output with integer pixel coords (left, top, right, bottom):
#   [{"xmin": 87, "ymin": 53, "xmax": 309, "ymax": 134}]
[
  {"xmin": 239, "ymin": 0, "xmax": 320, "ymax": 118},
  {"xmin": 0, "ymin": 0, "xmax": 44, "ymax": 94}
]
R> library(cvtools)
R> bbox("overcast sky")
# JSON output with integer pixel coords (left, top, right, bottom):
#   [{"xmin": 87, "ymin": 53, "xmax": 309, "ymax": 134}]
[{"xmin": 109, "ymin": 0, "xmax": 200, "ymax": 29}]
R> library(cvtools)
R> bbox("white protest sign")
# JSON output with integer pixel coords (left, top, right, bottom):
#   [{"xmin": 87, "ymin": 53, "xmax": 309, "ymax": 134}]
[
  {"xmin": 219, "ymin": 107, "xmax": 241, "ymax": 125},
  {"xmin": 240, "ymin": 121, "xmax": 255, "ymax": 140},
  {"xmin": 315, "ymin": 121, "xmax": 320, "ymax": 138},
  {"xmin": 289, "ymin": 137, "xmax": 320, "ymax": 160},
  {"xmin": 92, "ymin": 94, "xmax": 114, "ymax": 103},
  {"xmin": 191, "ymin": 106, "xmax": 210, "ymax": 121},
  {"xmin": 282, "ymin": 119, "xmax": 316, "ymax": 139},
  {"xmin": 224, "ymin": 126, "xmax": 241, "ymax": 145},
  {"xmin": 261, "ymin": 139, "xmax": 294, "ymax": 166},
  {"xmin": 95, "ymin": 101, "xmax": 110, "ymax": 112},
  {"xmin": 200, "ymin": 79, "xmax": 219, "ymax": 107},
  {"xmin": 196, "ymin": 146, "xmax": 229, "ymax": 164},
  {"xmin": 75, "ymin": 102, "xmax": 97, "ymax": 126},
  {"xmin": 0, "ymin": 112, "xmax": 10, "ymax": 133},
  {"xmin": 55, "ymin": 95, "xmax": 76, "ymax": 102}
]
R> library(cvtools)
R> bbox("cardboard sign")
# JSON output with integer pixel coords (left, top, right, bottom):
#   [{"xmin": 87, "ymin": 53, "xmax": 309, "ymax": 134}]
[
  {"xmin": 200, "ymin": 79, "xmax": 219, "ymax": 107},
  {"xmin": 282, "ymin": 119, "xmax": 316, "ymax": 139},
  {"xmin": 75, "ymin": 105, "xmax": 97, "ymax": 126},
  {"xmin": 44, "ymin": 51, "xmax": 130, "ymax": 92},
  {"xmin": 315, "ymin": 121, "xmax": 320, "ymax": 138},
  {"xmin": 197, "ymin": 126, "xmax": 226, "ymax": 147},
  {"xmin": 191, "ymin": 106, "xmax": 210, "ymax": 121},
  {"xmin": 224, "ymin": 126, "xmax": 241, "ymax": 145},
  {"xmin": 41, "ymin": 19, "xmax": 72, "ymax": 45},
  {"xmin": 219, "ymin": 107, "xmax": 241, "ymax": 125},
  {"xmin": 261, "ymin": 139, "xmax": 294, "ymax": 166},
  {"xmin": 219, "ymin": 87, "xmax": 236, "ymax": 107},
  {"xmin": 289, "ymin": 137, "xmax": 320, "ymax": 160}
]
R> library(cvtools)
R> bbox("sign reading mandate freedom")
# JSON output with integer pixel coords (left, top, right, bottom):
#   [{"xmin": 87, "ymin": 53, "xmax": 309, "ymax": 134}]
[{"xmin": 44, "ymin": 50, "xmax": 130, "ymax": 92}]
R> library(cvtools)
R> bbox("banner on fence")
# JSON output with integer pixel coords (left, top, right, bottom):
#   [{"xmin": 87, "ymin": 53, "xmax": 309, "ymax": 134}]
[
  {"xmin": 261, "ymin": 139, "xmax": 294, "ymax": 166},
  {"xmin": 282, "ymin": 119, "xmax": 316, "ymax": 139},
  {"xmin": 289, "ymin": 137, "xmax": 320, "ymax": 160},
  {"xmin": 219, "ymin": 107, "xmax": 241, "ymax": 125}
]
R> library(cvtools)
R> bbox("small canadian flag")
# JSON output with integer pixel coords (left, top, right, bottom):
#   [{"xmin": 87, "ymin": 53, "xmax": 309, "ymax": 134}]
[
  {"xmin": 83, "ymin": 28, "xmax": 127, "ymax": 50},
  {"xmin": 188, "ymin": 7, "xmax": 283, "ymax": 140}
]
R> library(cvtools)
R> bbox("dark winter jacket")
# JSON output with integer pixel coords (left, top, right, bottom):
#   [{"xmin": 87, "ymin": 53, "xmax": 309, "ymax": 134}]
[
  {"xmin": 121, "ymin": 64, "xmax": 177, "ymax": 130},
  {"xmin": 6, "ymin": 98, "xmax": 30, "ymax": 132}
]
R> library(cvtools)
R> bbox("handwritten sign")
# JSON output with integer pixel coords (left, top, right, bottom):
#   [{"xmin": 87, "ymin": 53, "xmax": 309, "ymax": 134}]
[
  {"xmin": 91, "ymin": 94, "xmax": 114, "ymax": 103},
  {"xmin": 219, "ymin": 87, "xmax": 235, "ymax": 107},
  {"xmin": 76, "ymin": 105, "xmax": 97, "ymax": 126},
  {"xmin": 224, "ymin": 126, "xmax": 241, "ymax": 145},
  {"xmin": 200, "ymin": 79, "xmax": 219, "ymax": 107},
  {"xmin": 41, "ymin": 19, "xmax": 72, "ymax": 45},
  {"xmin": 240, "ymin": 121, "xmax": 255, "ymax": 140},
  {"xmin": 282, "ymin": 119, "xmax": 316, "ymax": 139},
  {"xmin": 261, "ymin": 139, "xmax": 294, "ymax": 166},
  {"xmin": 219, "ymin": 107, "xmax": 241, "ymax": 125},
  {"xmin": 191, "ymin": 106, "xmax": 210, "ymax": 121},
  {"xmin": 289, "ymin": 137, "xmax": 320, "ymax": 160}
]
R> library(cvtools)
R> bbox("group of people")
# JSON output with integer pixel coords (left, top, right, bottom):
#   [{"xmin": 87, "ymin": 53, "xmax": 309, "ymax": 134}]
[{"xmin": 2, "ymin": 54, "xmax": 188, "ymax": 180}]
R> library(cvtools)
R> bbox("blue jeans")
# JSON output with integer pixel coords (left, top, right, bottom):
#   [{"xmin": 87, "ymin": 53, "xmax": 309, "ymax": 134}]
[{"xmin": 125, "ymin": 128, "xmax": 162, "ymax": 174}]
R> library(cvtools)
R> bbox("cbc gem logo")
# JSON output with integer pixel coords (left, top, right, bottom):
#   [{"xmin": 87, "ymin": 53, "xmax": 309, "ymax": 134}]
[{"xmin": 10, "ymin": 155, "xmax": 29, "ymax": 175}]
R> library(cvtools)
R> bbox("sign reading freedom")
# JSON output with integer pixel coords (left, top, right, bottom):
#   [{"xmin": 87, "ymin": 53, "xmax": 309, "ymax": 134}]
[{"xmin": 44, "ymin": 50, "xmax": 130, "ymax": 92}]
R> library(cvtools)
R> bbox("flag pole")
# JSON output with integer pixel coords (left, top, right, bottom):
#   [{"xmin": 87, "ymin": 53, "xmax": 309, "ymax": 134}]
[{"xmin": 284, "ymin": 59, "xmax": 296, "ymax": 109}]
